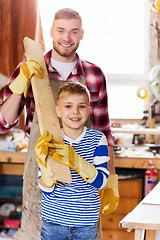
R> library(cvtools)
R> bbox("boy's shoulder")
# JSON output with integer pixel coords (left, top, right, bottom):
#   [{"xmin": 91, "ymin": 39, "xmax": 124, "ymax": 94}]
[{"xmin": 85, "ymin": 127, "xmax": 104, "ymax": 138}]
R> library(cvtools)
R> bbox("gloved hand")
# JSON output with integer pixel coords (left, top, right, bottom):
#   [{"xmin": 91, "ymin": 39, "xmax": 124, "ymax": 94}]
[
  {"xmin": 35, "ymin": 131, "xmax": 54, "ymax": 165},
  {"xmin": 100, "ymin": 174, "xmax": 119, "ymax": 215},
  {"xmin": 9, "ymin": 60, "xmax": 44, "ymax": 98},
  {"xmin": 35, "ymin": 131, "xmax": 56, "ymax": 187},
  {"xmin": 52, "ymin": 144, "xmax": 96, "ymax": 181},
  {"xmin": 35, "ymin": 131, "xmax": 96, "ymax": 182}
]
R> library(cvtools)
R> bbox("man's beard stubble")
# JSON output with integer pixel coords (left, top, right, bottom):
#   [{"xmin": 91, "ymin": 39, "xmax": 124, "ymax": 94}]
[{"xmin": 53, "ymin": 42, "xmax": 79, "ymax": 58}]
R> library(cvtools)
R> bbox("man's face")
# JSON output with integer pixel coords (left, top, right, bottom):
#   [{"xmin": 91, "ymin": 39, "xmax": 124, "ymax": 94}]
[{"xmin": 50, "ymin": 18, "xmax": 84, "ymax": 62}]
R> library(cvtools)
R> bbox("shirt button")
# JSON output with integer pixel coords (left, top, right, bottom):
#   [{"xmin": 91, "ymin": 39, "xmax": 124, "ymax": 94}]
[{"xmin": 72, "ymin": 69, "xmax": 77, "ymax": 75}]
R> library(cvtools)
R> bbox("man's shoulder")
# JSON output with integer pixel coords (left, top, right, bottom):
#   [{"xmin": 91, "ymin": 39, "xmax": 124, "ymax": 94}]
[{"xmin": 80, "ymin": 58, "xmax": 102, "ymax": 72}]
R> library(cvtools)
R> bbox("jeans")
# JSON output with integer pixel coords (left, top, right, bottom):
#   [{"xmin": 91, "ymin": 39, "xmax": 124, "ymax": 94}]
[{"xmin": 41, "ymin": 219, "xmax": 98, "ymax": 240}]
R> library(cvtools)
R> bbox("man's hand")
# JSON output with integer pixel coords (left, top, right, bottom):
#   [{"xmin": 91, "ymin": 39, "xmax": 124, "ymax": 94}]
[
  {"xmin": 100, "ymin": 174, "xmax": 119, "ymax": 215},
  {"xmin": 9, "ymin": 60, "xmax": 44, "ymax": 98}
]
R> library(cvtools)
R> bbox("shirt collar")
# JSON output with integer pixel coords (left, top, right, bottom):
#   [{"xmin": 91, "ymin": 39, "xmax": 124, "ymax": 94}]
[
  {"xmin": 44, "ymin": 50, "xmax": 86, "ymax": 77},
  {"xmin": 61, "ymin": 127, "xmax": 87, "ymax": 145}
]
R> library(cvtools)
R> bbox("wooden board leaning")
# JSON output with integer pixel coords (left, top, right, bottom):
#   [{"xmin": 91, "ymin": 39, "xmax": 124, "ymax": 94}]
[{"xmin": 23, "ymin": 37, "xmax": 72, "ymax": 183}]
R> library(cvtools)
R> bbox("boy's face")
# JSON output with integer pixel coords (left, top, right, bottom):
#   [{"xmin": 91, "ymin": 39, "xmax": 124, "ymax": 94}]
[
  {"xmin": 56, "ymin": 93, "xmax": 90, "ymax": 135},
  {"xmin": 50, "ymin": 18, "xmax": 84, "ymax": 62}
]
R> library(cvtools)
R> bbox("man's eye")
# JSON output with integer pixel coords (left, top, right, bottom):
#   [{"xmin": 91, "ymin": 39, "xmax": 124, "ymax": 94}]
[
  {"xmin": 72, "ymin": 31, "xmax": 78, "ymax": 35},
  {"xmin": 58, "ymin": 29, "xmax": 63, "ymax": 33}
]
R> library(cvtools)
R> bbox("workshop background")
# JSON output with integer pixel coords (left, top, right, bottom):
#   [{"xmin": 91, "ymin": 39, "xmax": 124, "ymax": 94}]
[{"xmin": 0, "ymin": 0, "xmax": 160, "ymax": 239}]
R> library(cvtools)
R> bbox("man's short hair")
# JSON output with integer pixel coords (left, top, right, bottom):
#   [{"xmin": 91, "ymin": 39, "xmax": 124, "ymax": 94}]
[{"xmin": 54, "ymin": 8, "xmax": 82, "ymax": 24}]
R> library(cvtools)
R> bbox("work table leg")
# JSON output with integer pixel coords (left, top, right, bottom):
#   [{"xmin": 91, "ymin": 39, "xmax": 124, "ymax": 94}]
[
  {"xmin": 145, "ymin": 230, "xmax": 155, "ymax": 240},
  {"xmin": 134, "ymin": 229, "xmax": 145, "ymax": 240}
]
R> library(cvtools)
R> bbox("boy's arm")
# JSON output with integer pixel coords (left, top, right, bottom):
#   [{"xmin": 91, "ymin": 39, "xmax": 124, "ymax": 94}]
[
  {"xmin": 38, "ymin": 170, "xmax": 55, "ymax": 193},
  {"xmin": 87, "ymin": 134, "xmax": 110, "ymax": 190}
]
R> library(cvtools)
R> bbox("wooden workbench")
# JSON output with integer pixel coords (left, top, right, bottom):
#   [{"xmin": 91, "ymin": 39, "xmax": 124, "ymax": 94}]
[
  {"xmin": 0, "ymin": 151, "xmax": 25, "ymax": 175},
  {"xmin": 0, "ymin": 151, "xmax": 160, "ymax": 175},
  {"xmin": 120, "ymin": 182, "xmax": 160, "ymax": 240}
]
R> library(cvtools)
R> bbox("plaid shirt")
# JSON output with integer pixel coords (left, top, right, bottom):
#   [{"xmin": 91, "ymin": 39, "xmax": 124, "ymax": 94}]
[{"xmin": 0, "ymin": 50, "xmax": 114, "ymax": 146}]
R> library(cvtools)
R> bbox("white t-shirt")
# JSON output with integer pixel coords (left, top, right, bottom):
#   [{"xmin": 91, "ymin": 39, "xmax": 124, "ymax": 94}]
[{"xmin": 51, "ymin": 58, "xmax": 76, "ymax": 80}]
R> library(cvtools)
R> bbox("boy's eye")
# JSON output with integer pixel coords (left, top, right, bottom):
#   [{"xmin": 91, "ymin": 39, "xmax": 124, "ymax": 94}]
[
  {"xmin": 65, "ymin": 105, "xmax": 71, "ymax": 109},
  {"xmin": 79, "ymin": 105, "xmax": 86, "ymax": 109}
]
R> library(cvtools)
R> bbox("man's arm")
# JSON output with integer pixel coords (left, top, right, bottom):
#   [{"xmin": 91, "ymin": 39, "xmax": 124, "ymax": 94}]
[
  {"xmin": 1, "ymin": 94, "xmax": 22, "ymax": 123},
  {"xmin": 108, "ymin": 146, "xmax": 115, "ymax": 174}
]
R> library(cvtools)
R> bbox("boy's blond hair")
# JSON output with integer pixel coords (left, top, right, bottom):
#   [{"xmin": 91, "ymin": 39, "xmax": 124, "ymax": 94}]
[{"xmin": 57, "ymin": 82, "xmax": 90, "ymax": 104}]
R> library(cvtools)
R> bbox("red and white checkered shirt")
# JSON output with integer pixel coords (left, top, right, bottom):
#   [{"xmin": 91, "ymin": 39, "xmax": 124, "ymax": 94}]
[{"xmin": 0, "ymin": 50, "xmax": 114, "ymax": 146}]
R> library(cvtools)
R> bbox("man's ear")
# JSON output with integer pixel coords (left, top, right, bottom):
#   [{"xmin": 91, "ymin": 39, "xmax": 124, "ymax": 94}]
[
  {"xmin": 81, "ymin": 29, "xmax": 84, "ymax": 40},
  {"xmin": 56, "ymin": 106, "xmax": 61, "ymax": 118},
  {"xmin": 50, "ymin": 27, "xmax": 53, "ymax": 38}
]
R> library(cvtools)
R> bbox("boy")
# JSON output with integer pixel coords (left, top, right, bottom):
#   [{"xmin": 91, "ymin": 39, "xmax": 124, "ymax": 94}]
[{"xmin": 35, "ymin": 82, "xmax": 110, "ymax": 240}]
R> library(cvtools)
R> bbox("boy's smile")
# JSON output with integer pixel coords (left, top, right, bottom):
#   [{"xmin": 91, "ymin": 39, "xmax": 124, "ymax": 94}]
[{"xmin": 56, "ymin": 93, "xmax": 90, "ymax": 139}]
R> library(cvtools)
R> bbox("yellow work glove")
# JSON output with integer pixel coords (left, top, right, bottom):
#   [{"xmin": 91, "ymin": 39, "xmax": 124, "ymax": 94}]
[
  {"xmin": 52, "ymin": 144, "xmax": 96, "ymax": 182},
  {"xmin": 35, "ymin": 131, "xmax": 96, "ymax": 182},
  {"xmin": 9, "ymin": 60, "xmax": 44, "ymax": 98},
  {"xmin": 100, "ymin": 174, "xmax": 119, "ymax": 215},
  {"xmin": 35, "ymin": 131, "xmax": 56, "ymax": 187}
]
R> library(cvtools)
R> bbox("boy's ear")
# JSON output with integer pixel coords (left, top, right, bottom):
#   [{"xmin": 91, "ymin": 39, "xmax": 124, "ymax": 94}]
[{"xmin": 56, "ymin": 106, "xmax": 61, "ymax": 118}]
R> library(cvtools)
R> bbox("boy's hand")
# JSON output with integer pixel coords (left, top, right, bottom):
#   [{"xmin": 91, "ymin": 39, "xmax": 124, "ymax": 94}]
[
  {"xmin": 9, "ymin": 60, "xmax": 44, "ymax": 98},
  {"xmin": 35, "ymin": 131, "xmax": 54, "ymax": 165},
  {"xmin": 52, "ymin": 146, "xmax": 96, "ymax": 181},
  {"xmin": 100, "ymin": 174, "xmax": 119, "ymax": 215},
  {"xmin": 35, "ymin": 131, "xmax": 96, "ymax": 181},
  {"xmin": 35, "ymin": 131, "xmax": 56, "ymax": 187}
]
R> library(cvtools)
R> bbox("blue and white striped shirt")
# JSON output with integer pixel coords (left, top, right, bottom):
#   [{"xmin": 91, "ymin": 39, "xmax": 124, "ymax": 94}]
[{"xmin": 38, "ymin": 127, "xmax": 110, "ymax": 226}]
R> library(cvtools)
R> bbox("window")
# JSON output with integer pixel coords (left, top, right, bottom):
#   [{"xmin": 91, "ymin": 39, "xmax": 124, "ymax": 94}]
[{"xmin": 38, "ymin": 0, "xmax": 149, "ymax": 119}]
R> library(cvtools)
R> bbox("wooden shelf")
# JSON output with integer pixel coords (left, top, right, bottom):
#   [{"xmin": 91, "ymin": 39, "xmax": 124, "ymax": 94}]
[
  {"xmin": 0, "ymin": 151, "xmax": 26, "ymax": 175},
  {"xmin": 115, "ymin": 156, "xmax": 160, "ymax": 170},
  {"xmin": 0, "ymin": 151, "xmax": 26, "ymax": 163},
  {"xmin": 111, "ymin": 127, "xmax": 160, "ymax": 135}
]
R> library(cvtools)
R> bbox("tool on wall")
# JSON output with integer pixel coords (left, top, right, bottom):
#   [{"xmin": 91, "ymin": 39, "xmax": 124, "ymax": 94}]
[
  {"xmin": 151, "ymin": 21, "xmax": 160, "ymax": 59},
  {"xmin": 137, "ymin": 87, "xmax": 149, "ymax": 127},
  {"xmin": 151, "ymin": 0, "xmax": 160, "ymax": 12}
]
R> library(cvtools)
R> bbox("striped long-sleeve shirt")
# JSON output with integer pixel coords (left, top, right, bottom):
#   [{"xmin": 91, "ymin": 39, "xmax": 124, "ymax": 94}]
[{"xmin": 38, "ymin": 127, "xmax": 110, "ymax": 226}]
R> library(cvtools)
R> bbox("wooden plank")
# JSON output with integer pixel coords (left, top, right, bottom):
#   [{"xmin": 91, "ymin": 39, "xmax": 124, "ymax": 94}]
[{"xmin": 23, "ymin": 37, "xmax": 71, "ymax": 183}]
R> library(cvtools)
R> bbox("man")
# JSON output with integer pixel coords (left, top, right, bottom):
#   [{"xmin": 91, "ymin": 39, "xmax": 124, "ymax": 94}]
[{"xmin": 0, "ymin": 8, "xmax": 119, "ymax": 239}]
